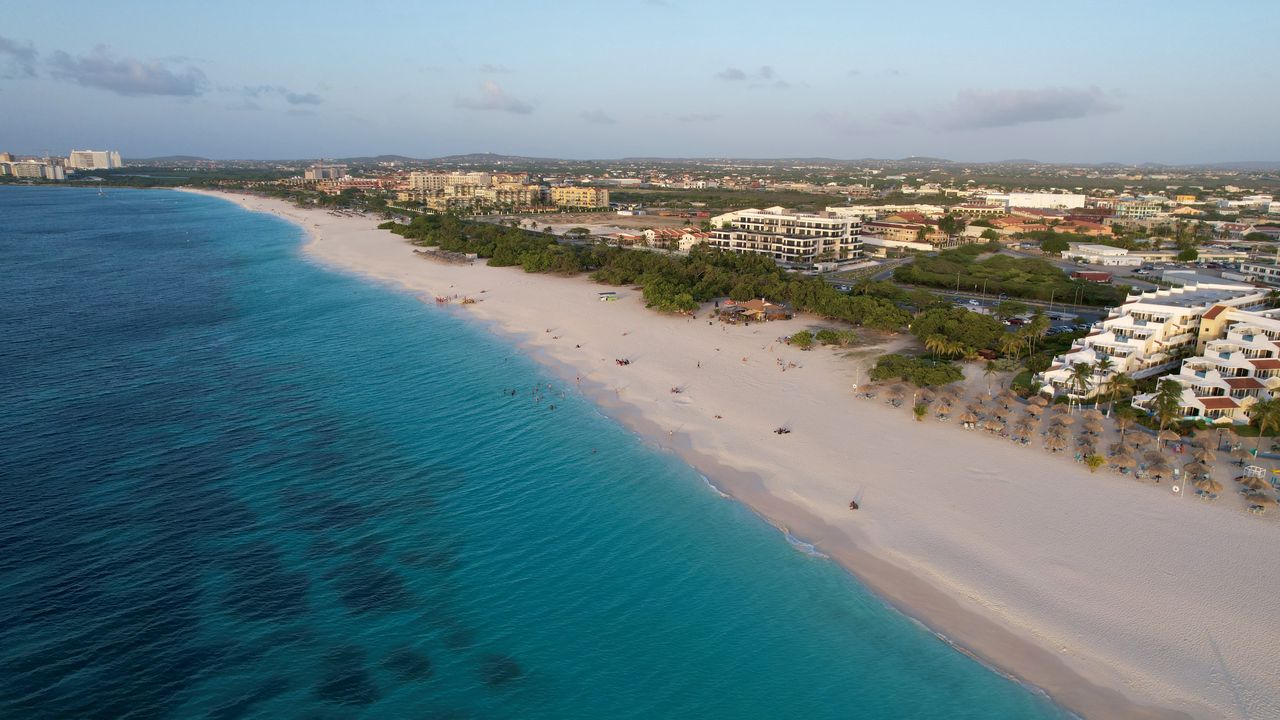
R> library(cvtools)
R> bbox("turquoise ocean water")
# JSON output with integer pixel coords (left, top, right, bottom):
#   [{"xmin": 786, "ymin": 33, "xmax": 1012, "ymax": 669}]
[{"xmin": 0, "ymin": 187, "xmax": 1068, "ymax": 718}]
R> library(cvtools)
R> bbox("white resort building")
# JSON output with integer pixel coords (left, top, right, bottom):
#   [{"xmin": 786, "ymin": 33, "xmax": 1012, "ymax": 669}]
[
  {"xmin": 1132, "ymin": 307, "xmax": 1280, "ymax": 422},
  {"xmin": 1038, "ymin": 280, "xmax": 1269, "ymax": 401},
  {"xmin": 708, "ymin": 206, "xmax": 863, "ymax": 266}
]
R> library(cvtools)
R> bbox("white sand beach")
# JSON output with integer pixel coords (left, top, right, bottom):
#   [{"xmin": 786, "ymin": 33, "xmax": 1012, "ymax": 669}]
[{"xmin": 184, "ymin": 188, "xmax": 1280, "ymax": 720}]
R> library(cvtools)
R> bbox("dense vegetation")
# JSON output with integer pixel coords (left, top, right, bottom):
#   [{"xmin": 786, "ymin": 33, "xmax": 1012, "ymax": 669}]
[
  {"xmin": 869, "ymin": 354, "xmax": 965, "ymax": 386},
  {"xmin": 382, "ymin": 214, "xmax": 913, "ymax": 329},
  {"xmin": 893, "ymin": 244, "xmax": 1125, "ymax": 306}
]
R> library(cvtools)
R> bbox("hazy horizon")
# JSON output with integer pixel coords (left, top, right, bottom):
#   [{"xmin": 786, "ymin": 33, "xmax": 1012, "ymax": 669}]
[{"xmin": 3, "ymin": 0, "xmax": 1278, "ymax": 164}]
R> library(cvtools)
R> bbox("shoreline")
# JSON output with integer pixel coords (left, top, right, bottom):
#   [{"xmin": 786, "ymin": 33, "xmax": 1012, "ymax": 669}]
[{"xmin": 178, "ymin": 187, "xmax": 1280, "ymax": 720}]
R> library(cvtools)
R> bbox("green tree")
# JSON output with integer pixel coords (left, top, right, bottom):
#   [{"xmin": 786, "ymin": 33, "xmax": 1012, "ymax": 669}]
[
  {"xmin": 980, "ymin": 228, "xmax": 1000, "ymax": 242},
  {"xmin": 1176, "ymin": 247, "xmax": 1198, "ymax": 262},
  {"xmin": 1114, "ymin": 406, "xmax": 1136, "ymax": 442},
  {"xmin": 1040, "ymin": 236, "xmax": 1069, "ymax": 253},
  {"xmin": 995, "ymin": 300, "xmax": 1029, "ymax": 321},
  {"xmin": 1107, "ymin": 372, "xmax": 1135, "ymax": 416},
  {"xmin": 1084, "ymin": 454, "xmax": 1106, "ymax": 473},
  {"xmin": 984, "ymin": 360, "xmax": 999, "ymax": 396},
  {"xmin": 998, "ymin": 333, "xmax": 1025, "ymax": 361},
  {"xmin": 1246, "ymin": 398, "xmax": 1280, "ymax": 455},
  {"xmin": 1153, "ymin": 379, "xmax": 1184, "ymax": 435},
  {"xmin": 1068, "ymin": 362, "xmax": 1094, "ymax": 409},
  {"xmin": 913, "ymin": 403, "xmax": 929, "ymax": 422},
  {"xmin": 790, "ymin": 330, "xmax": 815, "ymax": 349},
  {"xmin": 1091, "ymin": 356, "xmax": 1114, "ymax": 409}
]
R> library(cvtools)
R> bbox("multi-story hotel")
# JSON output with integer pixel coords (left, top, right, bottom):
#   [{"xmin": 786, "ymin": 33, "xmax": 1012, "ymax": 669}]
[
  {"xmin": 708, "ymin": 206, "xmax": 863, "ymax": 266},
  {"xmin": 549, "ymin": 186, "xmax": 609, "ymax": 209},
  {"xmin": 304, "ymin": 164, "xmax": 347, "ymax": 181},
  {"xmin": 67, "ymin": 150, "xmax": 122, "ymax": 170},
  {"xmin": 1039, "ymin": 280, "xmax": 1269, "ymax": 400},
  {"xmin": 1133, "ymin": 307, "xmax": 1280, "ymax": 422}
]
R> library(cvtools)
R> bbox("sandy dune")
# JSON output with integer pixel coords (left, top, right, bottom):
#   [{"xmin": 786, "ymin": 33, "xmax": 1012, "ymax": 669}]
[{"xmin": 183, "ymin": 189, "xmax": 1280, "ymax": 720}]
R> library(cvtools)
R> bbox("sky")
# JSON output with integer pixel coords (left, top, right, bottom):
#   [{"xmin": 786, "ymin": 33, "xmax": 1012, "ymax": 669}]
[{"xmin": 1, "ymin": 0, "xmax": 1277, "ymax": 163}]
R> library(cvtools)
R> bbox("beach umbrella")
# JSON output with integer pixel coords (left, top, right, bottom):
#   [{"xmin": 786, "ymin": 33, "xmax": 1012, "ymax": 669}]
[
  {"xmin": 886, "ymin": 384, "xmax": 906, "ymax": 401},
  {"xmin": 1025, "ymin": 404, "xmax": 1043, "ymax": 417},
  {"xmin": 1239, "ymin": 477, "xmax": 1270, "ymax": 492},
  {"xmin": 1147, "ymin": 457, "xmax": 1172, "ymax": 478},
  {"xmin": 1247, "ymin": 492, "xmax": 1276, "ymax": 508},
  {"xmin": 1194, "ymin": 478, "xmax": 1223, "ymax": 495},
  {"xmin": 1030, "ymin": 395, "xmax": 1050, "ymax": 407},
  {"xmin": 980, "ymin": 418, "xmax": 1005, "ymax": 433},
  {"xmin": 1191, "ymin": 447, "xmax": 1217, "ymax": 463},
  {"xmin": 1012, "ymin": 426, "xmax": 1033, "ymax": 442},
  {"xmin": 1050, "ymin": 414, "xmax": 1076, "ymax": 426},
  {"xmin": 1158, "ymin": 429, "xmax": 1181, "ymax": 444},
  {"xmin": 1045, "ymin": 425, "xmax": 1068, "ymax": 441},
  {"xmin": 936, "ymin": 403, "xmax": 952, "ymax": 417},
  {"xmin": 1230, "ymin": 445, "xmax": 1250, "ymax": 461},
  {"xmin": 1044, "ymin": 434, "xmax": 1068, "ymax": 452},
  {"xmin": 1014, "ymin": 416, "xmax": 1036, "ymax": 432},
  {"xmin": 1080, "ymin": 409, "xmax": 1104, "ymax": 423},
  {"xmin": 1110, "ymin": 452, "xmax": 1136, "ymax": 468},
  {"xmin": 958, "ymin": 410, "xmax": 978, "ymax": 424},
  {"xmin": 997, "ymin": 390, "xmax": 1018, "ymax": 408},
  {"xmin": 1108, "ymin": 441, "xmax": 1128, "ymax": 456},
  {"xmin": 1082, "ymin": 420, "xmax": 1104, "ymax": 435},
  {"xmin": 917, "ymin": 388, "xmax": 936, "ymax": 405},
  {"xmin": 1143, "ymin": 450, "xmax": 1166, "ymax": 465},
  {"xmin": 1127, "ymin": 432, "xmax": 1154, "ymax": 449},
  {"xmin": 1049, "ymin": 404, "xmax": 1068, "ymax": 415},
  {"xmin": 1183, "ymin": 460, "xmax": 1213, "ymax": 478}
]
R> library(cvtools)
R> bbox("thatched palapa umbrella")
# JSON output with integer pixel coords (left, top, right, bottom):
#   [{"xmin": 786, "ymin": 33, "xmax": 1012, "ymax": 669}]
[
  {"xmin": 1247, "ymin": 492, "xmax": 1276, "ymax": 509},
  {"xmin": 981, "ymin": 418, "xmax": 1006, "ymax": 434},
  {"xmin": 1194, "ymin": 478, "xmax": 1223, "ymax": 495},
  {"xmin": 1082, "ymin": 420, "xmax": 1105, "ymax": 436},
  {"xmin": 958, "ymin": 409, "xmax": 978, "ymax": 424},
  {"xmin": 936, "ymin": 402, "xmax": 953, "ymax": 418},
  {"xmin": 1182, "ymin": 460, "xmax": 1213, "ymax": 478},
  {"xmin": 1191, "ymin": 447, "xmax": 1217, "ymax": 463},
  {"xmin": 1158, "ymin": 429, "xmax": 1181, "ymax": 444},
  {"xmin": 1110, "ymin": 452, "xmax": 1136, "ymax": 469},
  {"xmin": 1025, "ymin": 404, "xmax": 1043, "ymax": 417},
  {"xmin": 1147, "ymin": 457, "xmax": 1172, "ymax": 478},
  {"xmin": 1050, "ymin": 413, "xmax": 1076, "ymax": 427},
  {"xmin": 1080, "ymin": 408, "xmax": 1105, "ymax": 423},
  {"xmin": 1012, "ymin": 425, "xmax": 1033, "ymax": 442},
  {"xmin": 1029, "ymin": 394, "xmax": 1050, "ymax": 407},
  {"xmin": 1127, "ymin": 432, "xmax": 1154, "ymax": 449},
  {"xmin": 886, "ymin": 384, "xmax": 906, "ymax": 404},
  {"xmin": 1044, "ymin": 434, "xmax": 1068, "ymax": 452},
  {"xmin": 1239, "ymin": 476, "xmax": 1271, "ymax": 492}
]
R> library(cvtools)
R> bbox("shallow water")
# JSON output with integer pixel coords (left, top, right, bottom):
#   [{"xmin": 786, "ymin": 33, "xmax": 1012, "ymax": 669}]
[{"xmin": 0, "ymin": 187, "xmax": 1067, "ymax": 718}]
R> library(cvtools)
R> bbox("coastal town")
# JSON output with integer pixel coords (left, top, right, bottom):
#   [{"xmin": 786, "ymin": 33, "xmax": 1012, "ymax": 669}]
[{"xmin": 6, "ymin": 6, "xmax": 1280, "ymax": 712}]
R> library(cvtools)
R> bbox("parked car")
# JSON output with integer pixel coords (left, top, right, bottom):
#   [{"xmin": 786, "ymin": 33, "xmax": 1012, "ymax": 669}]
[{"xmin": 968, "ymin": 299, "xmax": 981, "ymax": 306}]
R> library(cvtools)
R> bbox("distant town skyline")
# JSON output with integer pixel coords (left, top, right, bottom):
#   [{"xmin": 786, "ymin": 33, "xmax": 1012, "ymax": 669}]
[{"xmin": 2, "ymin": 0, "xmax": 1278, "ymax": 164}]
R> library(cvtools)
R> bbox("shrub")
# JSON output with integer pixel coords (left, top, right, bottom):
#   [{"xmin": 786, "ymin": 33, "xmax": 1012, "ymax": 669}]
[{"xmin": 869, "ymin": 354, "xmax": 964, "ymax": 387}]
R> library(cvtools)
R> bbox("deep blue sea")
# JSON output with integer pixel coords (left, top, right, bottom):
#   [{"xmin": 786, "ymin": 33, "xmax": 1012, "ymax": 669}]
[{"xmin": 0, "ymin": 187, "xmax": 1067, "ymax": 719}]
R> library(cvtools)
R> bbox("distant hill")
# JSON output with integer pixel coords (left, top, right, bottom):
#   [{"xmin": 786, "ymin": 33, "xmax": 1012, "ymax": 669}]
[{"xmin": 335, "ymin": 154, "xmax": 425, "ymax": 163}]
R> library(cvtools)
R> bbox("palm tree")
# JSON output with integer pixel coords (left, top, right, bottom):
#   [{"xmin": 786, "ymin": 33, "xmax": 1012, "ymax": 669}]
[
  {"xmin": 1068, "ymin": 362, "xmax": 1094, "ymax": 412},
  {"xmin": 913, "ymin": 403, "xmax": 928, "ymax": 422},
  {"xmin": 983, "ymin": 360, "xmax": 999, "ymax": 397},
  {"xmin": 1114, "ymin": 406, "xmax": 1136, "ymax": 442},
  {"xmin": 924, "ymin": 334, "xmax": 952, "ymax": 359},
  {"xmin": 1092, "ymin": 356, "xmax": 1114, "ymax": 411},
  {"xmin": 1153, "ymin": 379, "xmax": 1184, "ymax": 437},
  {"xmin": 1107, "ymin": 372, "xmax": 1135, "ymax": 417},
  {"xmin": 998, "ymin": 333, "xmax": 1024, "ymax": 361},
  {"xmin": 1246, "ymin": 397, "xmax": 1280, "ymax": 456}
]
